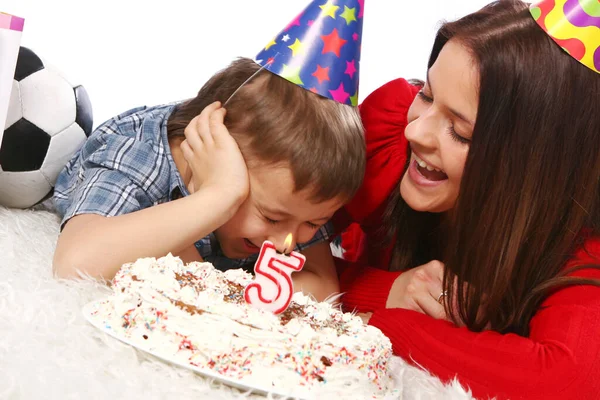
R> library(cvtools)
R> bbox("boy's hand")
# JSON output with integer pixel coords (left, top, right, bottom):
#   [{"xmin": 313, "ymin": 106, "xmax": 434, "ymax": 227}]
[{"xmin": 180, "ymin": 102, "xmax": 249, "ymax": 204}]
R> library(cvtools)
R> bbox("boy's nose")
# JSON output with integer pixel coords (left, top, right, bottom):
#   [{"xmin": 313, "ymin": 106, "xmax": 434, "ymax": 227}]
[{"xmin": 268, "ymin": 233, "xmax": 297, "ymax": 254}]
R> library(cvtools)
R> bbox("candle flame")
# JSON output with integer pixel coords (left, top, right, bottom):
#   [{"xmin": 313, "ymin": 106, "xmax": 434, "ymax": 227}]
[{"xmin": 283, "ymin": 233, "xmax": 293, "ymax": 254}]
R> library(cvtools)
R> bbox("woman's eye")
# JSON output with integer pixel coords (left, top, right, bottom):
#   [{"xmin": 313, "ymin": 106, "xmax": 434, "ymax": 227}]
[
  {"xmin": 417, "ymin": 90, "xmax": 433, "ymax": 103},
  {"xmin": 447, "ymin": 126, "xmax": 471, "ymax": 145},
  {"xmin": 306, "ymin": 222, "xmax": 320, "ymax": 229}
]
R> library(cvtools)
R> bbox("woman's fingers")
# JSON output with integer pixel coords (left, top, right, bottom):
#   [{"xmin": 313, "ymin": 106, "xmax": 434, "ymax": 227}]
[
  {"xmin": 416, "ymin": 295, "xmax": 449, "ymax": 321},
  {"xmin": 427, "ymin": 277, "xmax": 446, "ymax": 305},
  {"xmin": 424, "ymin": 260, "xmax": 445, "ymax": 280},
  {"xmin": 414, "ymin": 260, "xmax": 449, "ymax": 320},
  {"xmin": 357, "ymin": 312, "xmax": 372, "ymax": 324}
]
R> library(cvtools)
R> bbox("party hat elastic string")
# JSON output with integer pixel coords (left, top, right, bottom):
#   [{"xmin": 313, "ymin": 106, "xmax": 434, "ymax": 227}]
[{"xmin": 223, "ymin": 54, "xmax": 280, "ymax": 107}]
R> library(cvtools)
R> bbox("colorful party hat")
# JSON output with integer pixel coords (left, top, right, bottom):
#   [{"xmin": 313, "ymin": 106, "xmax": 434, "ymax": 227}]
[
  {"xmin": 530, "ymin": 0, "xmax": 600, "ymax": 74},
  {"xmin": 255, "ymin": 0, "xmax": 364, "ymax": 106}
]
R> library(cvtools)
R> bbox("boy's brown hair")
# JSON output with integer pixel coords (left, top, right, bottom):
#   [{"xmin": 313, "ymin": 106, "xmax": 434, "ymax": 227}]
[{"xmin": 167, "ymin": 57, "xmax": 365, "ymax": 203}]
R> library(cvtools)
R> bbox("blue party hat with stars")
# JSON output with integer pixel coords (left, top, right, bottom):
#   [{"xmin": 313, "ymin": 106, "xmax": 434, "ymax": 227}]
[{"xmin": 255, "ymin": 0, "xmax": 364, "ymax": 106}]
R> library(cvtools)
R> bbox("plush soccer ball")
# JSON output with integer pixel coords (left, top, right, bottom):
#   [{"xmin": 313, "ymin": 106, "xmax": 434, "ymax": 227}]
[{"xmin": 0, "ymin": 47, "xmax": 93, "ymax": 209}]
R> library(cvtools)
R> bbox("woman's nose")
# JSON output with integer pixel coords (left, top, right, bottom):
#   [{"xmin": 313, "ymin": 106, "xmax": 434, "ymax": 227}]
[{"xmin": 405, "ymin": 108, "xmax": 440, "ymax": 149}]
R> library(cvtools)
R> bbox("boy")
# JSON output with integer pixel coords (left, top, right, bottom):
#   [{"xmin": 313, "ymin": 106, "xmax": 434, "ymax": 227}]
[{"xmin": 52, "ymin": 58, "xmax": 365, "ymax": 301}]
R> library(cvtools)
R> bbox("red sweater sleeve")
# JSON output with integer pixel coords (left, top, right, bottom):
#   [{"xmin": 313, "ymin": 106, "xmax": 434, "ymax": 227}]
[
  {"xmin": 332, "ymin": 78, "xmax": 418, "ymax": 275},
  {"xmin": 367, "ymin": 240, "xmax": 600, "ymax": 400},
  {"xmin": 339, "ymin": 264, "xmax": 402, "ymax": 312},
  {"xmin": 341, "ymin": 78, "xmax": 419, "ymax": 225},
  {"xmin": 334, "ymin": 79, "xmax": 419, "ymax": 309}
]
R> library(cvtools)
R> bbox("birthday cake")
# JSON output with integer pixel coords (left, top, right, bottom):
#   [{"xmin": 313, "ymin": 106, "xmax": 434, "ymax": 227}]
[{"xmin": 85, "ymin": 254, "xmax": 393, "ymax": 398}]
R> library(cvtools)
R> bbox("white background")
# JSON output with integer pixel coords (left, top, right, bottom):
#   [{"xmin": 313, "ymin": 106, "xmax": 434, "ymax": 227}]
[{"xmin": 4, "ymin": 0, "xmax": 491, "ymax": 129}]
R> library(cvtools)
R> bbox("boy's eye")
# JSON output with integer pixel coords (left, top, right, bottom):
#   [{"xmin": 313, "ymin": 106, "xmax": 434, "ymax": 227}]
[
  {"xmin": 306, "ymin": 222, "xmax": 320, "ymax": 229},
  {"xmin": 265, "ymin": 216, "xmax": 279, "ymax": 225}
]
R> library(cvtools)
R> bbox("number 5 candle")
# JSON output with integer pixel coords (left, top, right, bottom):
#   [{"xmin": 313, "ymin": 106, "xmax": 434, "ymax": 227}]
[{"xmin": 244, "ymin": 234, "xmax": 306, "ymax": 314}]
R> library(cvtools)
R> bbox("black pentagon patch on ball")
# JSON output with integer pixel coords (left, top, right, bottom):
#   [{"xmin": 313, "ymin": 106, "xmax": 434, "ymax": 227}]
[
  {"xmin": 74, "ymin": 85, "xmax": 94, "ymax": 136},
  {"xmin": 14, "ymin": 47, "xmax": 45, "ymax": 82},
  {"xmin": 0, "ymin": 119, "xmax": 51, "ymax": 171}
]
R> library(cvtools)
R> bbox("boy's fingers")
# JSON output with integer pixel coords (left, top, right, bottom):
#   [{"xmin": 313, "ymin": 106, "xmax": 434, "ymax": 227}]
[
  {"xmin": 184, "ymin": 115, "xmax": 203, "ymax": 150},
  {"xmin": 196, "ymin": 102, "xmax": 222, "ymax": 145},
  {"xmin": 208, "ymin": 108, "xmax": 228, "ymax": 140},
  {"xmin": 180, "ymin": 139, "xmax": 194, "ymax": 162},
  {"xmin": 180, "ymin": 140, "xmax": 193, "ymax": 185}
]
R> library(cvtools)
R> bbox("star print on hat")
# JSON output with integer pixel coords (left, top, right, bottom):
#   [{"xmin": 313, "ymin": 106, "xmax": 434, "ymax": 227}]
[
  {"xmin": 530, "ymin": 0, "xmax": 600, "ymax": 74},
  {"xmin": 255, "ymin": 0, "xmax": 365, "ymax": 106}
]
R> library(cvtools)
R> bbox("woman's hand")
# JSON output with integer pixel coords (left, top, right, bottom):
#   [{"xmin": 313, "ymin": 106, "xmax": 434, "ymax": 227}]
[
  {"xmin": 386, "ymin": 260, "xmax": 454, "ymax": 323},
  {"xmin": 358, "ymin": 312, "xmax": 373, "ymax": 324},
  {"xmin": 180, "ymin": 101, "xmax": 249, "ymax": 204}
]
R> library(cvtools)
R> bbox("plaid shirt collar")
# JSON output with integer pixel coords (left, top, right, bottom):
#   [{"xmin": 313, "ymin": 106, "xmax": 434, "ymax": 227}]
[{"xmin": 158, "ymin": 105, "xmax": 190, "ymax": 203}]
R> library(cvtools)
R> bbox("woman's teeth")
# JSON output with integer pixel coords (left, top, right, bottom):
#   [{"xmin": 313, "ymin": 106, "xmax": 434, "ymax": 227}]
[{"xmin": 414, "ymin": 154, "xmax": 443, "ymax": 173}]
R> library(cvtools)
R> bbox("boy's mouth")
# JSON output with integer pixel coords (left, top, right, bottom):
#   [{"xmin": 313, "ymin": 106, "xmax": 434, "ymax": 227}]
[{"xmin": 243, "ymin": 238, "xmax": 260, "ymax": 250}]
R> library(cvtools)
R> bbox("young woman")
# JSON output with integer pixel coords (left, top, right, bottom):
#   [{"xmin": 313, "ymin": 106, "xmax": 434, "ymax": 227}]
[{"xmin": 334, "ymin": 1, "xmax": 600, "ymax": 399}]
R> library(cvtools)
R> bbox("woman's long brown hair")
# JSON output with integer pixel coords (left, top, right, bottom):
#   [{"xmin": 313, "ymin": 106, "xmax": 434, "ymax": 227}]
[{"xmin": 387, "ymin": 0, "xmax": 600, "ymax": 335}]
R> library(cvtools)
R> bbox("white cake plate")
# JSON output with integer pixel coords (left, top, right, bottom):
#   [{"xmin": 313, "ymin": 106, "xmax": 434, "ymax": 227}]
[{"xmin": 82, "ymin": 300, "xmax": 305, "ymax": 399}]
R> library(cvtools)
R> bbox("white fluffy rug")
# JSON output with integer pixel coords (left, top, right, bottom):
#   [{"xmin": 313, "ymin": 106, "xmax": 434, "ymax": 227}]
[{"xmin": 0, "ymin": 204, "xmax": 474, "ymax": 400}]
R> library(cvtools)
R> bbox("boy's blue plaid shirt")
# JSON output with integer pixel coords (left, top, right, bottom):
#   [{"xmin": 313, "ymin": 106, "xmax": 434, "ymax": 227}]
[{"xmin": 53, "ymin": 104, "xmax": 333, "ymax": 272}]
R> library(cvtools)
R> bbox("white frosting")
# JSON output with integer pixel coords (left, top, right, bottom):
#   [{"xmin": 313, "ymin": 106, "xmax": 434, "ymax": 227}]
[{"xmin": 87, "ymin": 254, "xmax": 393, "ymax": 398}]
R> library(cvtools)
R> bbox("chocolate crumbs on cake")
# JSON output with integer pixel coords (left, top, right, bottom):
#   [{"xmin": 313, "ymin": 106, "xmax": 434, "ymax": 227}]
[
  {"xmin": 143, "ymin": 335, "xmax": 148, "ymax": 340},
  {"xmin": 320, "ymin": 356, "xmax": 332, "ymax": 367},
  {"xmin": 131, "ymin": 275, "xmax": 140, "ymax": 281},
  {"xmin": 228, "ymin": 281, "xmax": 245, "ymax": 292},
  {"xmin": 306, "ymin": 317, "xmax": 350, "ymax": 335},
  {"xmin": 172, "ymin": 299, "xmax": 204, "ymax": 315},
  {"xmin": 279, "ymin": 302, "xmax": 307, "ymax": 325},
  {"xmin": 276, "ymin": 302, "xmax": 351, "ymax": 335},
  {"xmin": 314, "ymin": 373, "xmax": 325, "ymax": 382},
  {"xmin": 223, "ymin": 280, "xmax": 245, "ymax": 304},
  {"xmin": 174, "ymin": 272, "xmax": 205, "ymax": 293}
]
